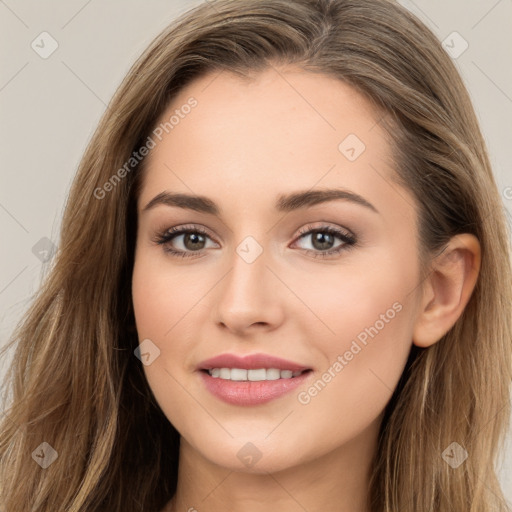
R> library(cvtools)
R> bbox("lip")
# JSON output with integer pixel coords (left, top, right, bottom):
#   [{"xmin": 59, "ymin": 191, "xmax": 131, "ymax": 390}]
[
  {"xmin": 196, "ymin": 352, "xmax": 311, "ymax": 372},
  {"xmin": 196, "ymin": 352, "xmax": 313, "ymax": 406},
  {"xmin": 198, "ymin": 369, "xmax": 313, "ymax": 406}
]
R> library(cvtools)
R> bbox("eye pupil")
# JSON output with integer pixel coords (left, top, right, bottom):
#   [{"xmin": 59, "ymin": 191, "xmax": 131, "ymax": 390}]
[
  {"xmin": 312, "ymin": 231, "xmax": 334, "ymax": 251},
  {"xmin": 184, "ymin": 233, "xmax": 205, "ymax": 250}
]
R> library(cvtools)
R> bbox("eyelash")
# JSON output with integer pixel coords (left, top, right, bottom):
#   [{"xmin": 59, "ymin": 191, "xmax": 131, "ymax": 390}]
[{"xmin": 152, "ymin": 223, "xmax": 357, "ymax": 259}]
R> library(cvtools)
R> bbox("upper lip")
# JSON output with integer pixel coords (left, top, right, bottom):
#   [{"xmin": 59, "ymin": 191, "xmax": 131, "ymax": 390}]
[{"xmin": 197, "ymin": 353, "xmax": 312, "ymax": 372}]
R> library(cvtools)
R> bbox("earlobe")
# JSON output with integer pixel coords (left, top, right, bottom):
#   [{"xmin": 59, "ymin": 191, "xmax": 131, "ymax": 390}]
[{"xmin": 412, "ymin": 234, "xmax": 481, "ymax": 348}]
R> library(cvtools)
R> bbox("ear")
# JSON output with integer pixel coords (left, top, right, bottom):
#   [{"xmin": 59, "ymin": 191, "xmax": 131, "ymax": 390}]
[{"xmin": 412, "ymin": 233, "xmax": 481, "ymax": 348}]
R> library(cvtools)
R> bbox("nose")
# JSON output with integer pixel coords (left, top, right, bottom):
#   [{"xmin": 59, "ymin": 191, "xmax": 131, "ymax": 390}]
[{"xmin": 212, "ymin": 240, "xmax": 285, "ymax": 335}]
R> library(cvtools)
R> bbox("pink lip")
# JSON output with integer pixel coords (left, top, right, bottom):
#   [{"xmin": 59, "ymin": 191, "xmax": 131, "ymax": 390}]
[
  {"xmin": 196, "ymin": 352, "xmax": 311, "ymax": 372},
  {"xmin": 198, "ymin": 370, "xmax": 313, "ymax": 406},
  {"xmin": 196, "ymin": 352, "xmax": 313, "ymax": 406}
]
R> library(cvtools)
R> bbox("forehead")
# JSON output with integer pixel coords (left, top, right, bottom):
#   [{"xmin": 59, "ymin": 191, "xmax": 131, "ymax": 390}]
[
  {"xmin": 145, "ymin": 66, "xmax": 388, "ymax": 170},
  {"xmin": 137, "ymin": 66, "xmax": 411, "ymax": 227}
]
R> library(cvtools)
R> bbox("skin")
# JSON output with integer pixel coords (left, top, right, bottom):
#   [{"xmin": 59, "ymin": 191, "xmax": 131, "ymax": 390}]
[{"xmin": 131, "ymin": 66, "xmax": 481, "ymax": 512}]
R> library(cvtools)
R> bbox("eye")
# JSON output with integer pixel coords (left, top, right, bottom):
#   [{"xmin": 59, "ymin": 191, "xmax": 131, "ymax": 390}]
[
  {"xmin": 292, "ymin": 224, "xmax": 357, "ymax": 258},
  {"xmin": 152, "ymin": 225, "xmax": 218, "ymax": 259}
]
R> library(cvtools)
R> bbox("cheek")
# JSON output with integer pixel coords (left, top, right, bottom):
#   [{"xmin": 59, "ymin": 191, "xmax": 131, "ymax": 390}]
[
  {"xmin": 293, "ymin": 252, "xmax": 413, "ymax": 353},
  {"xmin": 293, "ymin": 253, "xmax": 416, "ymax": 429},
  {"xmin": 131, "ymin": 250, "xmax": 189, "ymax": 386},
  {"xmin": 131, "ymin": 252, "xmax": 203, "ymax": 427},
  {"xmin": 131, "ymin": 249, "xmax": 206, "ymax": 339},
  {"xmin": 290, "ymin": 308, "xmax": 413, "ymax": 458},
  {"xmin": 131, "ymin": 250, "xmax": 213, "ymax": 393}
]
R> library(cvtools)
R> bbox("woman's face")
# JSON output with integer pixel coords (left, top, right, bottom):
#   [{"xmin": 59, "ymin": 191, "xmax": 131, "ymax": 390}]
[{"xmin": 132, "ymin": 67, "xmax": 423, "ymax": 473}]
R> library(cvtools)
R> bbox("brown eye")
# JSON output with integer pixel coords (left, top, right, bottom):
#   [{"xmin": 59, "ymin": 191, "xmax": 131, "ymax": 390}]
[
  {"xmin": 154, "ymin": 225, "xmax": 218, "ymax": 258},
  {"xmin": 181, "ymin": 232, "xmax": 207, "ymax": 251},
  {"xmin": 293, "ymin": 225, "xmax": 357, "ymax": 258}
]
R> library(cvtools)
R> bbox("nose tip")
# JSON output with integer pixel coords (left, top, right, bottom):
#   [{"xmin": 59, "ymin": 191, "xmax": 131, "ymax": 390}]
[{"xmin": 212, "ymin": 251, "xmax": 284, "ymax": 335}]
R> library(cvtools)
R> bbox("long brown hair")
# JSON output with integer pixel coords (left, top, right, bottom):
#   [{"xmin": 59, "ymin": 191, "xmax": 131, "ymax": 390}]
[{"xmin": 1, "ymin": 0, "xmax": 511, "ymax": 510}]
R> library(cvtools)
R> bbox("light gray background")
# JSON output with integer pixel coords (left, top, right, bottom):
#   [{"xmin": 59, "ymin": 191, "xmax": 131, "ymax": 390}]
[{"xmin": 1, "ymin": 0, "xmax": 511, "ymax": 505}]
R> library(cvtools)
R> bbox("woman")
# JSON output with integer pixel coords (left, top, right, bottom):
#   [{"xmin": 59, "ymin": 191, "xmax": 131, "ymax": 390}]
[{"xmin": 1, "ymin": 0, "xmax": 510, "ymax": 510}]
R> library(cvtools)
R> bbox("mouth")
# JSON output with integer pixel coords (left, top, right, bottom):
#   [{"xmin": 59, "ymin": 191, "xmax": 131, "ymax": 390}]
[{"xmin": 196, "ymin": 352, "xmax": 314, "ymax": 405}]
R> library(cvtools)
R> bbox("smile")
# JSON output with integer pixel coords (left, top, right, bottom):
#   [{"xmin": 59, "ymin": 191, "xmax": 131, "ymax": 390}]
[{"xmin": 205, "ymin": 368, "xmax": 308, "ymax": 380}]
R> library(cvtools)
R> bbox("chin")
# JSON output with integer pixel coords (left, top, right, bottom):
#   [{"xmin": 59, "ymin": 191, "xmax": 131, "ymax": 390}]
[{"xmin": 183, "ymin": 431, "xmax": 307, "ymax": 473}]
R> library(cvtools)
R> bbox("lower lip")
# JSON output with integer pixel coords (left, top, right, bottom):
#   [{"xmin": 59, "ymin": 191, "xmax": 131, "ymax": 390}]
[{"xmin": 198, "ymin": 370, "xmax": 313, "ymax": 406}]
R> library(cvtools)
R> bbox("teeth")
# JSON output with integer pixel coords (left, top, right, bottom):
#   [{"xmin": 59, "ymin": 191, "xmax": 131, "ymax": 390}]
[
  {"xmin": 248, "ymin": 368, "xmax": 266, "ymax": 381},
  {"xmin": 265, "ymin": 368, "xmax": 281, "ymax": 380},
  {"xmin": 219, "ymin": 368, "xmax": 231, "ymax": 379},
  {"xmin": 231, "ymin": 368, "xmax": 247, "ymax": 381},
  {"xmin": 207, "ymin": 367, "xmax": 305, "ymax": 381}
]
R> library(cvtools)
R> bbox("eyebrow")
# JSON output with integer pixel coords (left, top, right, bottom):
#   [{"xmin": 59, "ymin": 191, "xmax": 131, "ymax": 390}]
[{"xmin": 142, "ymin": 188, "xmax": 379, "ymax": 215}]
